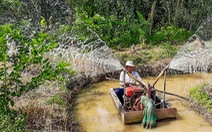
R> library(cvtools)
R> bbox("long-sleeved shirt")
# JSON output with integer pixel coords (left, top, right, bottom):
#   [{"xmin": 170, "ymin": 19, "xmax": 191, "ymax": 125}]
[{"xmin": 119, "ymin": 70, "xmax": 143, "ymax": 87}]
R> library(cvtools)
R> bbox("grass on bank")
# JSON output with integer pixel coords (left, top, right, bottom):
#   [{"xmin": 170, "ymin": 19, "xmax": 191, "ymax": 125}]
[
  {"xmin": 0, "ymin": 80, "xmax": 81, "ymax": 131},
  {"xmin": 114, "ymin": 42, "xmax": 182, "ymax": 66},
  {"xmin": 189, "ymin": 82, "xmax": 212, "ymax": 113}
]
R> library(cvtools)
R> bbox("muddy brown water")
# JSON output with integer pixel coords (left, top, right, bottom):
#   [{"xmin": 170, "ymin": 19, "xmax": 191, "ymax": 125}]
[{"xmin": 76, "ymin": 73, "xmax": 212, "ymax": 132}]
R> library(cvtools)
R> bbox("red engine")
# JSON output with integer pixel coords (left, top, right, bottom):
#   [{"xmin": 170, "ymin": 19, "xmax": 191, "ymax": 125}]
[{"xmin": 124, "ymin": 86, "xmax": 155, "ymax": 111}]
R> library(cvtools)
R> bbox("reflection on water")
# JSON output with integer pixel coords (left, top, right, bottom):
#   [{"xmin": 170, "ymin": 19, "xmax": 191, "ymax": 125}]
[{"xmin": 76, "ymin": 73, "xmax": 212, "ymax": 132}]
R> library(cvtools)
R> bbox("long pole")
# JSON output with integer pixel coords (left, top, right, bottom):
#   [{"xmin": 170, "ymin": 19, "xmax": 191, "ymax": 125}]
[
  {"xmin": 106, "ymin": 77, "xmax": 190, "ymax": 101},
  {"xmin": 154, "ymin": 89, "xmax": 189, "ymax": 101},
  {"xmin": 123, "ymin": 70, "xmax": 126, "ymax": 106},
  {"xmin": 152, "ymin": 63, "xmax": 170, "ymax": 87},
  {"xmin": 163, "ymin": 69, "xmax": 167, "ymax": 108}
]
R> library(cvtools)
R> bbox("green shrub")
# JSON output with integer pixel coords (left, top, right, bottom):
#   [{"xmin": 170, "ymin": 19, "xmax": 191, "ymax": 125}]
[
  {"xmin": 158, "ymin": 43, "xmax": 179, "ymax": 58},
  {"xmin": 47, "ymin": 94, "xmax": 65, "ymax": 107},
  {"xmin": 72, "ymin": 10, "xmax": 150, "ymax": 48},
  {"xmin": 0, "ymin": 22, "xmax": 72, "ymax": 131},
  {"xmin": 0, "ymin": 110, "xmax": 26, "ymax": 132},
  {"xmin": 148, "ymin": 26, "xmax": 193, "ymax": 44},
  {"xmin": 189, "ymin": 83, "xmax": 211, "ymax": 113}
]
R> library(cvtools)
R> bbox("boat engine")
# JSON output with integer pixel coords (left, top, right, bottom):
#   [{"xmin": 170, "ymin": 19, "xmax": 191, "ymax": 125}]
[
  {"xmin": 124, "ymin": 86, "xmax": 156, "ymax": 111},
  {"xmin": 123, "ymin": 86, "xmax": 144, "ymax": 111}
]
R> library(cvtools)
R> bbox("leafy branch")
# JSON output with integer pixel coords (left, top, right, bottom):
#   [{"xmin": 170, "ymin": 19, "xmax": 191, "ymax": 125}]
[{"xmin": 0, "ymin": 24, "xmax": 71, "ymax": 114}]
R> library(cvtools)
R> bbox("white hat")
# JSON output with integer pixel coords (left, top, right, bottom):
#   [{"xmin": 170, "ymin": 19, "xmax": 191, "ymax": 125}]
[{"xmin": 125, "ymin": 61, "xmax": 134, "ymax": 67}]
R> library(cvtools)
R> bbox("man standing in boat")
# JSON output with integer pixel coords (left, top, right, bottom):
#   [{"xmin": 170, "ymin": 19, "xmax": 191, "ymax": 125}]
[{"xmin": 119, "ymin": 60, "xmax": 145, "ymax": 87}]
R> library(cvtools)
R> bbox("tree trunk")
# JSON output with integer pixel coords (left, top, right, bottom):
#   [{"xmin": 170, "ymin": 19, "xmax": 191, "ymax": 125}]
[{"xmin": 149, "ymin": 0, "xmax": 157, "ymax": 35}]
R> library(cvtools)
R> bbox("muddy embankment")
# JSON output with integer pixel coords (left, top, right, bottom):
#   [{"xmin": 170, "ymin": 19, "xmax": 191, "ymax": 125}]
[
  {"xmin": 189, "ymin": 83, "xmax": 212, "ymax": 124},
  {"xmin": 189, "ymin": 100, "xmax": 212, "ymax": 124}
]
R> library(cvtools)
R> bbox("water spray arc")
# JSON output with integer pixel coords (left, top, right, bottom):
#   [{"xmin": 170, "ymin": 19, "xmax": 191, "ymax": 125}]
[
  {"xmin": 169, "ymin": 15, "xmax": 212, "ymax": 73},
  {"xmin": 48, "ymin": 30, "xmax": 123, "ymax": 77}
]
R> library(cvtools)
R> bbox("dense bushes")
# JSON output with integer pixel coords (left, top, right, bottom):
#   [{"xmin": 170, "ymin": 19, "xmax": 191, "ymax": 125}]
[
  {"xmin": 72, "ymin": 9, "xmax": 193, "ymax": 48},
  {"xmin": 147, "ymin": 26, "xmax": 193, "ymax": 45},
  {"xmin": 1, "ymin": 0, "xmax": 210, "ymax": 48},
  {"xmin": 189, "ymin": 82, "xmax": 212, "ymax": 113},
  {"xmin": 70, "ymin": 0, "xmax": 210, "ymax": 48},
  {"xmin": 0, "ymin": 110, "xmax": 26, "ymax": 131},
  {"xmin": 72, "ymin": 11, "xmax": 149, "ymax": 47},
  {"xmin": 0, "ymin": 22, "xmax": 71, "ymax": 130}
]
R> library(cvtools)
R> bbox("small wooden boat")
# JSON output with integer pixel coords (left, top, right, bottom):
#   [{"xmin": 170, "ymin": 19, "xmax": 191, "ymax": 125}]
[{"xmin": 110, "ymin": 87, "xmax": 177, "ymax": 124}]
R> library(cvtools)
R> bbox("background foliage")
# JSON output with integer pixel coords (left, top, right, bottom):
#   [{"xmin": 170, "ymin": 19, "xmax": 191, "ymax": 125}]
[
  {"xmin": 69, "ymin": 0, "xmax": 211, "ymax": 47},
  {"xmin": 1, "ymin": 0, "xmax": 211, "ymax": 47},
  {"xmin": 0, "ymin": 0, "xmax": 211, "ymax": 130}
]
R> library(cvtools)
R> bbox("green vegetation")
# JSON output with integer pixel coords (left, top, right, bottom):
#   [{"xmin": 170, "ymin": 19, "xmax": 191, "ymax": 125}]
[
  {"xmin": 0, "ymin": 110, "xmax": 26, "ymax": 132},
  {"xmin": 0, "ymin": 0, "xmax": 211, "ymax": 130},
  {"xmin": 189, "ymin": 83, "xmax": 212, "ymax": 113},
  {"xmin": 70, "ymin": 0, "xmax": 211, "ymax": 48},
  {"xmin": 0, "ymin": 23, "xmax": 72, "ymax": 131},
  {"xmin": 47, "ymin": 94, "xmax": 65, "ymax": 107},
  {"xmin": 2, "ymin": 0, "xmax": 210, "ymax": 48},
  {"xmin": 158, "ymin": 43, "xmax": 179, "ymax": 58},
  {"xmin": 72, "ymin": 8, "xmax": 193, "ymax": 48},
  {"xmin": 147, "ymin": 26, "xmax": 193, "ymax": 45},
  {"xmin": 115, "ymin": 43, "xmax": 179, "ymax": 66}
]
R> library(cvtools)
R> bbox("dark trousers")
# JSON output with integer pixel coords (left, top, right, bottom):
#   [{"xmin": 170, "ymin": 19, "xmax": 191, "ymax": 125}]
[{"xmin": 115, "ymin": 88, "xmax": 124, "ymax": 104}]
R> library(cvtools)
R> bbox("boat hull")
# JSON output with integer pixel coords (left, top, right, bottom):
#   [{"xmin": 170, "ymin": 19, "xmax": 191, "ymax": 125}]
[{"xmin": 110, "ymin": 88, "xmax": 177, "ymax": 124}]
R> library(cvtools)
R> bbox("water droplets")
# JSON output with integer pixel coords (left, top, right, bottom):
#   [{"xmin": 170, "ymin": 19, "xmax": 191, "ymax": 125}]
[
  {"xmin": 48, "ymin": 31, "xmax": 123, "ymax": 77},
  {"xmin": 170, "ymin": 39, "xmax": 212, "ymax": 73}
]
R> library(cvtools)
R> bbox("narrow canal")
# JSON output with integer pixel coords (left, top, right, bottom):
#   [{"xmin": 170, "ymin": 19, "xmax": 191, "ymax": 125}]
[{"xmin": 76, "ymin": 73, "xmax": 212, "ymax": 132}]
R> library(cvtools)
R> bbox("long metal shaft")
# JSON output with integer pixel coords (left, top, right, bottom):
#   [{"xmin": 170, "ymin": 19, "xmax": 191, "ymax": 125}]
[
  {"xmin": 123, "ymin": 70, "xmax": 126, "ymax": 107},
  {"xmin": 163, "ymin": 69, "xmax": 167, "ymax": 108}
]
